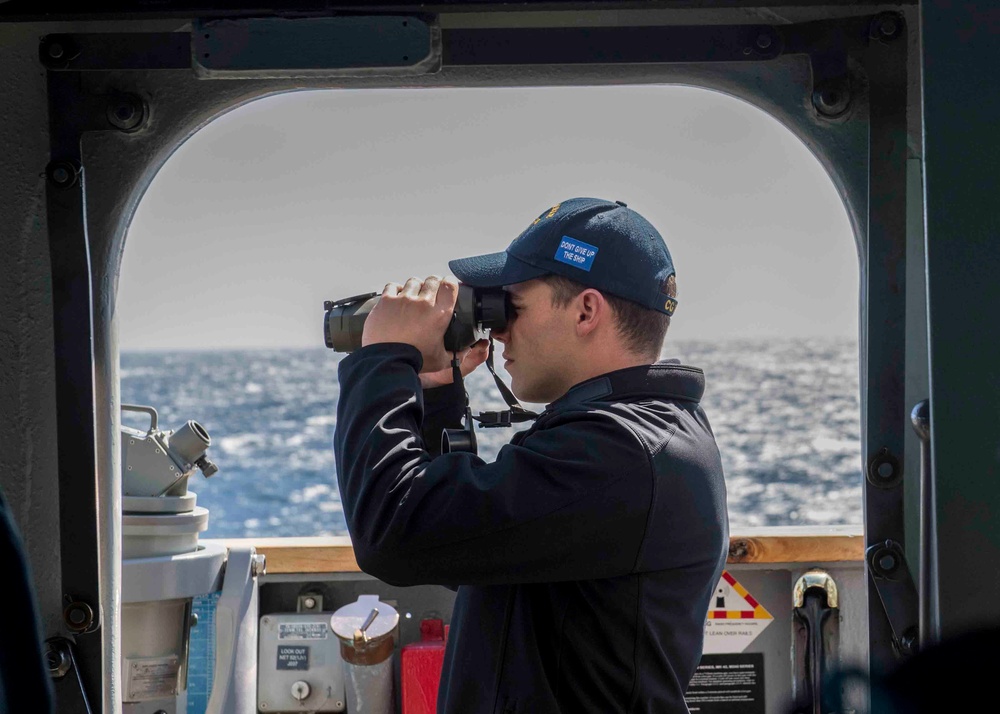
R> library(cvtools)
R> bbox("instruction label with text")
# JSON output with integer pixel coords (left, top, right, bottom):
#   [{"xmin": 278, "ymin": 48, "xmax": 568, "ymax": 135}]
[{"xmin": 685, "ymin": 653, "xmax": 765, "ymax": 714}]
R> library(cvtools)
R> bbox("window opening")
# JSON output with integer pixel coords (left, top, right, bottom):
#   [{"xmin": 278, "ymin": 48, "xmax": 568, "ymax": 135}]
[{"xmin": 119, "ymin": 86, "xmax": 860, "ymax": 537}]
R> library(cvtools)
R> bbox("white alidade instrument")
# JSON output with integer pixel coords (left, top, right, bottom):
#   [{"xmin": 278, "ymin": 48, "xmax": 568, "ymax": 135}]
[
  {"xmin": 122, "ymin": 404, "xmax": 218, "ymax": 498},
  {"xmin": 121, "ymin": 404, "xmax": 262, "ymax": 714}
]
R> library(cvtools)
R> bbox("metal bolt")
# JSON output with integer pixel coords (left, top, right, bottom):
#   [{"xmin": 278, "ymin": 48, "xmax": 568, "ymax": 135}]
[
  {"xmin": 251, "ymin": 553, "xmax": 267, "ymax": 577},
  {"xmin": 40, "ymin": 36, "xmax": 80, "ymax": 68},
  {"xmin": 867, "ymin": 447, "xmax": 901, "ymax": 488},
  {"xmin": 813, "ymin": 82, "xmax": 850, "ymax": 118},
  {"xmin": 63, "ymin": 601, "xmax": 95, "ymax": 632},
  {"xmin": 116, "ymin": 104, "xmax": 135, "ymax": 123},
  {"xmin": 878, "ymin": 553, "xmax": 897, "ymax": 572},
  {"xmin": 755, "ymin": 33, "xmax": 772, "ymax": 50},
  {"xmin": 728, "ymin": 539, "xmax": 750, "ymax": 560},
  {"xmin": 871, "ymin": 12, "xmax": 903, "ymax": 42},
  {"xmin": 335, "ymin": 702, "xmax": 344, "ymax": 709},
  {"xmin": 46, "ymin": 642, "xmax": 71, "ymax": 678},
  {"xmin": 190, "ymin": 612, "xmax": 199, "ymax": 628},
  {"xmin": 304, "ymin": 596, "xmax": 317, "ymax": 609},
  {"xmin": 47, "ymin": 161, "xmax": 79, "ymax": 188},
  {"xmin": 106, "ymin": 93, "xmax": 146, "ymax": 132}
]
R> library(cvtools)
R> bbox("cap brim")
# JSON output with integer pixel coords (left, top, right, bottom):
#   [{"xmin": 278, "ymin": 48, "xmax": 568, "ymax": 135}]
[{"xmin": 448, "ymin": 251, "xmax": 549, "ymax": 288}]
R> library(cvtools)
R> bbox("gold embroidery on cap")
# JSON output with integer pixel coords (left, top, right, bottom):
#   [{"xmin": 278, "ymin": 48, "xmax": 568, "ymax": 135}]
[
  {"xmin": 664, "ymin": 298, "xmax": 678, "ymax": 314},
  {"xmin": 532, "ymin": 203, "xmax": 561, "ymax": 225}
]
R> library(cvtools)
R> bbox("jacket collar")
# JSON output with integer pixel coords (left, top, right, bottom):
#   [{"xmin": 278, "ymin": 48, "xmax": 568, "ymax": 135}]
[{"xmin": 545, "ymin": 359, "xmax": 706, "ymax": 411}]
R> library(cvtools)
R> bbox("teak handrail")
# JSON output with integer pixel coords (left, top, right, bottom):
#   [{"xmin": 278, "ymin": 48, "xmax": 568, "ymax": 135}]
[{"xmin": 220, "ymin": 526, "xmax": 864, "ymax": 575}]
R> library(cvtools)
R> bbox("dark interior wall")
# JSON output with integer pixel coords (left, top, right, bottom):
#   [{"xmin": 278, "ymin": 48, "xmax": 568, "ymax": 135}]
[
  {"xmin": 0, "ymin": 23, "xmax": 64, "ymax": 638},
  {"xmin": 921, "ymin": 0, "xmax": 1000, "ymax": 637}
]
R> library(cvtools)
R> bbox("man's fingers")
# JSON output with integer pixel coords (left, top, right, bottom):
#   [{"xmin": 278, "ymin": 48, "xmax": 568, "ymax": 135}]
[
  {"xmin": 418, "ymin": 275, "xmax": 441, "ymax": 302},
  {"xmin": 382, "ymin": 282, "xmax": 402, "ymax": 297},
  {"xmin": 401, "ymin": 277, "xmax": 423, "ymax": 297},
  {"xmin": 435, "ymin": 276, "xmax": 460, "ymax": 311}
]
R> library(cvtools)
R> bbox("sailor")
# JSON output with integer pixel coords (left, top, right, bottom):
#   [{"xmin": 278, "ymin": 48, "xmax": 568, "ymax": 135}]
[{"xmin": 334, "ymin": 197, "xmax": 729, "ymax": 713}]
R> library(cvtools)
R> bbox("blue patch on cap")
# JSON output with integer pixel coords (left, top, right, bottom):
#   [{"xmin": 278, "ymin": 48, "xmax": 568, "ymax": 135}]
[{"xmin": 554, "ymin": 236, "xmax": 598, "ymax": 272}]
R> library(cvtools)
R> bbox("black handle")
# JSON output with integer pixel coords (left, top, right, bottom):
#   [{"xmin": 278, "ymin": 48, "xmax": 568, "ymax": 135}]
[
  {"xmin": 911, "ymin": 398, "xmax": 939, "ymax": 648},
  {"xmin": 792, "ymin": 570, "xmax": 839, "ymax": 714}
]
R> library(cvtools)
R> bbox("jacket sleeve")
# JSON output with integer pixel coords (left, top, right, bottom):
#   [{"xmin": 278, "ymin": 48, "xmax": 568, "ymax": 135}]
[
  {"xmin": 420, "ymin": 372, "xmax": 466, "ymax": 458},
  {"xmin": 334, "ymin": 343, "xmax": 654, "ymax": 587}
]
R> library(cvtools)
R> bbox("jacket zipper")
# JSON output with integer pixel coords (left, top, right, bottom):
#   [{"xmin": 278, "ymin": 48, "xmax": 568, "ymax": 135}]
[{"xmin": 491, "ymin": 586, "xmax": 517, "ymax": 714}]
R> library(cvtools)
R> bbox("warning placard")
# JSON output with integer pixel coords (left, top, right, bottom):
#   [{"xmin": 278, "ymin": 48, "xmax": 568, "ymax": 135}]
[
  {"xmin": 703, "ymin": 571, "xmax": 773, "ymax": 654},
  {"xmin": 685, "ymin": 653, "xmax": 765, "ymax": 713}
]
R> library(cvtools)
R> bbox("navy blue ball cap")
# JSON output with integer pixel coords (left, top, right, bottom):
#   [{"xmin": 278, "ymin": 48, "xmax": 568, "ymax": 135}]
[{"xmin": 448, "ymin": 197, "xmax": 677, "ymax": 316}]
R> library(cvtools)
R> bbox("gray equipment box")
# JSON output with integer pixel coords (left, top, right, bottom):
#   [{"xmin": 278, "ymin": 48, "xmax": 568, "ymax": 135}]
[{"xmin": 258, "ymin": 613, "xmax": 345, "ymax": 712}]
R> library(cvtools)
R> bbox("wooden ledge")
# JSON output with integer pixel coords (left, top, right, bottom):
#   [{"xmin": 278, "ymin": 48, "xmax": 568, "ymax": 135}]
[
  {"xmin": 725, "ymin": 526, "xmax": 864, "ymax": 565},
  {"xmin": 219, "ymin": 526, "xmax": 864, "ymax": 575},
  {"xmin": 220, "ymin": 536, "xmax": 360, "ymax": 574}
]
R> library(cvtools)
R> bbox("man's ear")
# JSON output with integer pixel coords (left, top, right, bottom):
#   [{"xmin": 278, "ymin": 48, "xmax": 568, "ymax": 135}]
[{"xmin": 574, "ymin": 289, "xmax": 606, "ymax": 337}]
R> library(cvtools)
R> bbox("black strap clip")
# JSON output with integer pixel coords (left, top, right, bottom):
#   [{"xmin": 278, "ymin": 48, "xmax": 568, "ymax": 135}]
[{"xmin": 476, "ymin": 410, "xmax": 513, "ymax": 428}]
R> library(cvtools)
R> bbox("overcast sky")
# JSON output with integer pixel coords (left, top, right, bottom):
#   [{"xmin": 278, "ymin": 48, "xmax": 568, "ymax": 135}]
[{"xmin": 118, "ymin": 85, "xmax": 859, "ymax": 351}]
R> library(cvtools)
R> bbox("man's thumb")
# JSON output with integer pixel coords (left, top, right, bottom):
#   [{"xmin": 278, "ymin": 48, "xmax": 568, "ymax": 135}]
[{"xmin": 461, "ymin": 339, "xmax": 490, "ymax": 375}]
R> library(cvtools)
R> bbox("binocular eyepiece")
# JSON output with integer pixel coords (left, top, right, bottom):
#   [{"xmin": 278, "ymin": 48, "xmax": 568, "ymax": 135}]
[{"xmin": 324, "ymin": 284, "xmax": 509, "ymax": 353}]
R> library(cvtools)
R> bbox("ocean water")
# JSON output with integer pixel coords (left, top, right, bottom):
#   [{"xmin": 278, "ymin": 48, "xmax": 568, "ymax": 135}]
[{"xmin": 120, "ymin": 337, "xmax": 862, "ymax": 538}]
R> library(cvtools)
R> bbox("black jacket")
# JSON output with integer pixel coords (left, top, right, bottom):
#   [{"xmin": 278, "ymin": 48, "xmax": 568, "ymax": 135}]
[{"xmin": 334, "ymin": 344, "xmax": 729, "ymax": 713}]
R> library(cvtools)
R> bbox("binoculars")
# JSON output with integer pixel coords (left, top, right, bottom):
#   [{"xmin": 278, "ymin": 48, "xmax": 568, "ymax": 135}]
[{"xmin": 324, "ymin": 285, "xmax": 509, "ymax": 353}]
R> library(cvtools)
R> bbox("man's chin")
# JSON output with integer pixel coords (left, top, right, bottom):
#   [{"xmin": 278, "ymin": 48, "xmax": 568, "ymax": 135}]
[
  {"xmin": 511, "ymin": 380, "xmax": 555, "ymax": 405},
  {"xmin": 509, "ymin": 379, "xmax": 535, "ymax": 403}
]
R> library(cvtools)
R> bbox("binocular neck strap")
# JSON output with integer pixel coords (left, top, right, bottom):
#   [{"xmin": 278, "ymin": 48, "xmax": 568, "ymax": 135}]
[{"xmin": 471, "ymin": 338, "xmax": 538, "ymax": 427}]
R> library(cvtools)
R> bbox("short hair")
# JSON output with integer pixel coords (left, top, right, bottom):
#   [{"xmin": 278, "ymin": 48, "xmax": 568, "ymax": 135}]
[{"xmin": 540, "ymin": 273, "xmax": 677, "ymax": 358}]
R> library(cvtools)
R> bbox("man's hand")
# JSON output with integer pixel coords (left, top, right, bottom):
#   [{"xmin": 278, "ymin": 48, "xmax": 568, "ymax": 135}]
[
  {"xmin": 418, "ymin": 339, "xmax": 490, "ymax": 389},
  {"xmin": 362, "ymin": 275, "xmax": 466, "ymax": 374}
]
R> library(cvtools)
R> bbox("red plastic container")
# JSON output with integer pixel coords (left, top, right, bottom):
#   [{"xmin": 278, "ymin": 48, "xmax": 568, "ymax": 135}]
[{"xmin": 400, "ymin": 618, "xmax": 448, "ymax": 714}]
